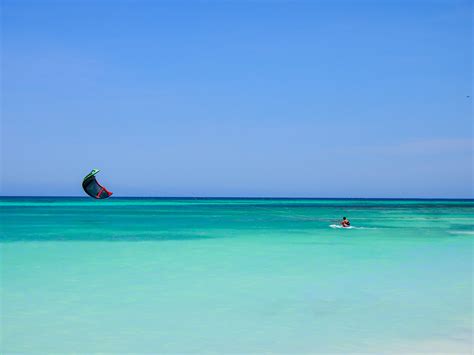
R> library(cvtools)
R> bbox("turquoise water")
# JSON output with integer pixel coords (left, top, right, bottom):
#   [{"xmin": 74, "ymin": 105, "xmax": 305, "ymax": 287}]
[{"xmin": 1, "ymin": 198, "xmax": 473, "ymax": 353}]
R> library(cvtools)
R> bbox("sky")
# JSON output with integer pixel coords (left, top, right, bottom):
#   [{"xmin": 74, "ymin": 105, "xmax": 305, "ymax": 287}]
[{"xmin": 1, "ymin": 0, "xmax": 472, "ymax": 198}]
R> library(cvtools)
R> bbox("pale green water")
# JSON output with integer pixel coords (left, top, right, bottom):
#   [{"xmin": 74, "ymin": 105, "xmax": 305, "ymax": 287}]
[{"xmin": 1, "ymin": 198, "xmax": 473, "ymax": 353}]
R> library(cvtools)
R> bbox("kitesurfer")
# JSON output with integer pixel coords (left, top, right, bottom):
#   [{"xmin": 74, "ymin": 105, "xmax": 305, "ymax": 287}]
[{"xmin": 341, "ymin": 217, "xmax": 350, "ymax": 228}]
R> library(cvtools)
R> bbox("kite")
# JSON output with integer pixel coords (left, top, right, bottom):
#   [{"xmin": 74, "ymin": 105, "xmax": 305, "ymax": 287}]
[{"xmin": 82, "ymin": 169, "xmax": 113, "ymax": 199}]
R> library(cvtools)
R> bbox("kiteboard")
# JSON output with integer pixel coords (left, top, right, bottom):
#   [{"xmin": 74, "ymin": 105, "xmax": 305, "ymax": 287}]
[{"xmin": 330, "ymin": 224, "xmax": 353, "ymax": 229}]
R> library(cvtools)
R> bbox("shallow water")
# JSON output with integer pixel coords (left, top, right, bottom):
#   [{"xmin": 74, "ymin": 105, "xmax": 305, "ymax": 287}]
[{"xmin": 1, "ymin": 198, "xmax": 473, "ymax": 353}]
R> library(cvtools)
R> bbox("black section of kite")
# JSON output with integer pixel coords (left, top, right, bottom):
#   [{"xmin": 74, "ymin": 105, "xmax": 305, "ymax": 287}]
[{"xmin": 82, "ymin": 169, "xmax": 113, "ymax": 199}]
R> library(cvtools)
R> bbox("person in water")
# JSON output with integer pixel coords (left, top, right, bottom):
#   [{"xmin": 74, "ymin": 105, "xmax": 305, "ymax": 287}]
[{"xmin": 341, "ymin": 217, "xmax": 350, "ymax": 228}]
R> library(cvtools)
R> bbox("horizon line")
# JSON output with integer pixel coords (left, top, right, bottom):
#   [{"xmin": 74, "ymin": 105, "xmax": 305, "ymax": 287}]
[{"xmin": 1, "ymin": 195, "xmax": 473, "ymax": 201}]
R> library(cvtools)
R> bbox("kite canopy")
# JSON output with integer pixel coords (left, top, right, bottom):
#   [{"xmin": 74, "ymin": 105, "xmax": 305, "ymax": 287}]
[{"xmin": 82, "ymin": 169, "xmax": 113, "ymax": 199}]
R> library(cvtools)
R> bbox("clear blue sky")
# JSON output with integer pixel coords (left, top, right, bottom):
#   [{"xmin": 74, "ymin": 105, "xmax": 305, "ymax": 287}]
[{"xmin": 1, "ymin": 0, "xmax": 472, "ymax": 197}]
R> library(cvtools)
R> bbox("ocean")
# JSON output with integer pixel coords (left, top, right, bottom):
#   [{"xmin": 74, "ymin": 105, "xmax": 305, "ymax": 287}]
[{"xmin": 1, "ymin": 197, "xmax": 472, "ymax": 353}]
